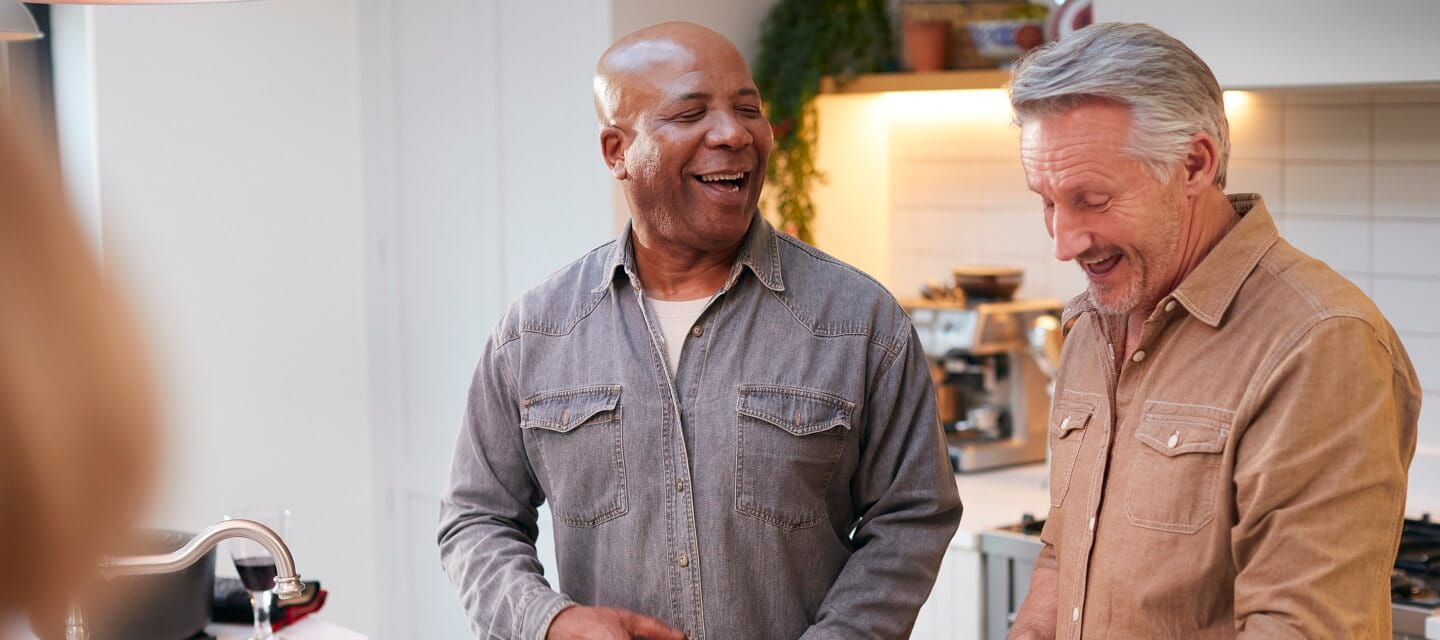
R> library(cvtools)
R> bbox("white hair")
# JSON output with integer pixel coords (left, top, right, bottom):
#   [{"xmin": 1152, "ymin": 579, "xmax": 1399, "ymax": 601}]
[{"xmin": 1008, "ymin": 22, "xmax": 1230, "ymax": 187}]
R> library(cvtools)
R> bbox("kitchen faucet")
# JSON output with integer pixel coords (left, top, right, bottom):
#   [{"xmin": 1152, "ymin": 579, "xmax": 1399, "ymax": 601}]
[{"xmin": 65, "ymin": 518, "xmax": 304, "ymax": 640}]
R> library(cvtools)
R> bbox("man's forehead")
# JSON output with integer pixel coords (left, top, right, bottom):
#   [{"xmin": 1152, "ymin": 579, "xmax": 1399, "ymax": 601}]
[
  {"xmin": 595, "ymin": 24, "xmax": 756, "ymax": 122},
  {"xmin": 653, "ymin": 70, "xmax": 759, "ymax": 99},
  {"xmin": 605, "ymin": 39, "xmax": 695, "ymax": 77}
]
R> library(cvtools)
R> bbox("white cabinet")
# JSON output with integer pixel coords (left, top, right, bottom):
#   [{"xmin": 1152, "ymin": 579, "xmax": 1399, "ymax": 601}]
[
  {"xmin": 1096, "ymin": 0, "xmax": 1440, "ymax": 89},
  {"xmin": 913, "ymin": 546, "xmax": 983, "ymax": 640}
]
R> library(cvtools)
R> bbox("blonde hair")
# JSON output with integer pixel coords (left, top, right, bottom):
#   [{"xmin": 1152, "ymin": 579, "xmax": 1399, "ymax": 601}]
[{"xmin": 0, "ymin": 106, "xmax": 159, "ymax": 621}]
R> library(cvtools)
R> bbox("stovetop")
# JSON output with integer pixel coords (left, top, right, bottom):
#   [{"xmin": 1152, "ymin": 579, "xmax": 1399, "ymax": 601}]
[{"xmin": 1396, "ymin": 515, "xmax": 1440, "ymax": 609}]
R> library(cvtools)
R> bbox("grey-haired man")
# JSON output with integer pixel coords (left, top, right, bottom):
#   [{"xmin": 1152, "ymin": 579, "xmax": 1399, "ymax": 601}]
[{"xmin": 1007, "ymin": 23, "xmax": 1419, "ymax": 639}]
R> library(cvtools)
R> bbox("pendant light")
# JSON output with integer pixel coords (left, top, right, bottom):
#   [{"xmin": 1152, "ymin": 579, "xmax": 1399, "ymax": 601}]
[{"xmin": 1, "ymin": 1, "xmax": 41, "ymax": 42}]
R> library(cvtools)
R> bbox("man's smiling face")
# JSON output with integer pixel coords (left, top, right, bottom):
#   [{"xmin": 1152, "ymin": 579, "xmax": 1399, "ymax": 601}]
[{"xmin": 1021, "ymin": 99, "xmax": 1188, "ymax": 314}]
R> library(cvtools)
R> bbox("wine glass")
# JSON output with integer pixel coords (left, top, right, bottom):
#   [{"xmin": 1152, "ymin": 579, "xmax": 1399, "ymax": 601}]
[{"xmin": 224, "ymin": 508, "xmax": 290, "ymax": 640}]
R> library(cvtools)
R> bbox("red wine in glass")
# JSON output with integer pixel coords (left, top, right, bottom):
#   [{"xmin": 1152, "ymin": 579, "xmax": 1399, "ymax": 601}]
[{"xmin": 234, "ymin": 557, "xmax": 279, "ymax": 592}]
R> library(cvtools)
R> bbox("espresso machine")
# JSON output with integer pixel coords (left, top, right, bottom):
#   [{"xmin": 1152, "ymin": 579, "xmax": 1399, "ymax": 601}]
[{"xmin": 902, "ymin": 267, "xmax": 1063, "ymax": 473}]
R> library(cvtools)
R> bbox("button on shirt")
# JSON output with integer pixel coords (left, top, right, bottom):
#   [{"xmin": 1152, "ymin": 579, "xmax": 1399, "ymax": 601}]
[
  {"xmin": 1039, "ymin": 194, "xmax": 1420, "ymax": 638},
  {"xmin": 648, "ymin": 296, "xmax": 711, "ymax": 374},
  {"xmin": 438, "ymin": 215, "xmax": 963, "ymax": 639}
]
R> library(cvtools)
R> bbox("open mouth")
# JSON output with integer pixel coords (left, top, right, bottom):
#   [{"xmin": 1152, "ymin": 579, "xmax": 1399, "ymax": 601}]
[
  {"xmin": 694, "ymin": 171, "xmax": 748, "ymax": 193},
  {"xmin": 1080, "ymin": 253, "xmax": 1123, "ymax": 278}
]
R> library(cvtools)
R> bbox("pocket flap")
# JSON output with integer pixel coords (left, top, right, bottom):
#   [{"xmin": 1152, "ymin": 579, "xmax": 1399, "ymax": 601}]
[
  {"xmin": 1135, "ymin": 402, "xmax": 1233, "ymax": 457},
  {"xmin": 737, "ymin": 385, "xmax": 853, "ymax": 436},
  {"xmin": 1051, "ymin": 405, "xmax": 1093, "ymax": 439},
  {"xmin": 521, "ymin": 385, "xmax": 622, "ymax": 433}
]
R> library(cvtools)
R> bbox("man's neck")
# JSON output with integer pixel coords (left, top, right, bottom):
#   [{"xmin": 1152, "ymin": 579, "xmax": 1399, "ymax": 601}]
[
  {"xmin": 1122, "ymin": 189, "xmax": 1238, "ymax": 360},
  {"xmin": 631, "ymin": 231, "xmax": 740, "ymax": 301}
]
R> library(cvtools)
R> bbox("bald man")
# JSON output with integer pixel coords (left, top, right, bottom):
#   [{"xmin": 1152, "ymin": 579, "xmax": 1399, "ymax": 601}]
[{"xmin": 439, "ymin": 22, "xmax": 961, "ymax": 640}]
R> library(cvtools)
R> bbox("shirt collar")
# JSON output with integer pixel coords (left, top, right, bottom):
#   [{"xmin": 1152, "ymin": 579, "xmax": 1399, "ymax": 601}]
[
  {"xmin": 1059, "ymin": 193, "xmax": 1278, "ymax": 330},
  {"xmin": 1168, "ymin": 193, "xmax": 1279, "ymax": 328},
  {"xmin": 592, "ymin": 212, "xmax": 786, "ymax": 294}
]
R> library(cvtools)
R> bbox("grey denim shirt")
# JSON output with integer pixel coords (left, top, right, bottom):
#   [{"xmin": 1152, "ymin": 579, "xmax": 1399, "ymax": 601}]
[{"xmin": 438, "ymin": 214, "xmax": 962, "ymax": 640}]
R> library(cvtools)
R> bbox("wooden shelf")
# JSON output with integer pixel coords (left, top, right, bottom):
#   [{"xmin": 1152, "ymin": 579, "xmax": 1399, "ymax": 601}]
[{"xmin": 820, "ymin": 69, "xmax": 1011, "ymax": 94}]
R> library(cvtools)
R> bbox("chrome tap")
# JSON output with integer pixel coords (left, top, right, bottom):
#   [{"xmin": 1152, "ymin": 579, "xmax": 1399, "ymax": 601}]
[{"xmin": 66, "ymin": 519, "xmax": 304, "ymax": 640}]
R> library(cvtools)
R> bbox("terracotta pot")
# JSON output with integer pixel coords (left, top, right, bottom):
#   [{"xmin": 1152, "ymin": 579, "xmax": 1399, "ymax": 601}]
[{"xmin": 904, "ymin": 19, "xmax": 951, "ymax": 72}]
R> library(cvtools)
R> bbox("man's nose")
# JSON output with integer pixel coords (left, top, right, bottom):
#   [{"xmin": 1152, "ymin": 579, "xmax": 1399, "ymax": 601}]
[
  {"xmin": 706, "ymin": 111, "xmax": 752, "ymax": 149},
  {"xmin": 1051, "ymin": 207, "xmax": 1093, "ymax": 263}
]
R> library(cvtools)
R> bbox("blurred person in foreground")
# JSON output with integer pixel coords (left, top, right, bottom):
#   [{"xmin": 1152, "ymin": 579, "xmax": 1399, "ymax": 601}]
[
  {"xmin": 0, "ymin": 107, "xmax": 158, "ymax": 637},
  {"xmin": 1006, "ymin": 23, "xmax": 1419, "ymax": 639}
]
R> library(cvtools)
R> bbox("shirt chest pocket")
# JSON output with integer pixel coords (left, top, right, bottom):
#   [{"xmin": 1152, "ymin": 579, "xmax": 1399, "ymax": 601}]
[
  {"xmin": 521, "ymin": 385, "xmax": 627, "ymax": 527},
  {"xmin": 1124, "ymin": 401, "xmax": 1234, "ymax": 534},
  {"xmin": 1049, "ymin": 391, "xmax": 1099, "ymax": 508},
  {"xmin": 734, "ymin": 385, "xmax": 854, "ymax": 531}
]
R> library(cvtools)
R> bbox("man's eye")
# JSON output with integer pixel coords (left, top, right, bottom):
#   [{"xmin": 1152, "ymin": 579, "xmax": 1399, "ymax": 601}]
[
  {"xmin": 677, "ymin": 109, "xmax": 704, "ymax": 121},
  {"xmin": 1082, "ymin": 196, "xmax": 1110, "ymax": 209},
  {"xmin": 738, "ymin": 105, "xmax": 762, "ymax": 117}
]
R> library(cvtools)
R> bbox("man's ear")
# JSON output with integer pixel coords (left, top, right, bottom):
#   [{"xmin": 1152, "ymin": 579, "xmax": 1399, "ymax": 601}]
[
  {"xmin": 1181, "ymin": 131, "xmax": 1220, "ymax": 193},
  {"xmin": 600, "ymin": 126, "xmax": 629, "ymax": 180}
]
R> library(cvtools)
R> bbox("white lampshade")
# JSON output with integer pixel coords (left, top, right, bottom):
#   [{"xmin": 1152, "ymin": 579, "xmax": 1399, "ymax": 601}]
[{"xmin": 1, "ymin": 1, "xmax": 41, "ymax": 42}]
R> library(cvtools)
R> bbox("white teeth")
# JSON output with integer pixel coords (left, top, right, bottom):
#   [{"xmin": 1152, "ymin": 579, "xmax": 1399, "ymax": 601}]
[{"xmin": 699, "ymin": 172, "xmax": 744, "ymax": 182}]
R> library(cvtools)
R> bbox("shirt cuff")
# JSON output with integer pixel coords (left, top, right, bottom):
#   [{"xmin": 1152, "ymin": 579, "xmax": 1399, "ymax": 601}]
[{"xmin": 522, "ymin": 587, "xmax": 576, "ymax": 640}]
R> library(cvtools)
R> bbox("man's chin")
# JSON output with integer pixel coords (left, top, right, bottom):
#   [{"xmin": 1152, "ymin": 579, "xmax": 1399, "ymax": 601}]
[
  {"xmin": 1086, "ymin": 285, "xmax": 1141, "ymax": 315},
  {"xmin": 681, "ymin": 213, "xmax": 754, "ymax": 253}
]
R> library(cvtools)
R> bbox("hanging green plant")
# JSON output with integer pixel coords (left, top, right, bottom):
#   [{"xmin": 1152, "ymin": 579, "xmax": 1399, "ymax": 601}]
[{"xmin": 754, "ymin": 0, "xmax": 896, "ymax": 244}]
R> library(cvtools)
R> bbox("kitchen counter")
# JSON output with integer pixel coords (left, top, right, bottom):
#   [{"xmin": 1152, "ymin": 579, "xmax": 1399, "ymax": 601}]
[
  {"xmin": 13, "ymin": 617, "xmax": 365, "ymax": 640},
  {"xmin": 207, "ymin": 618, "xmax": 366, "ymax": 639},
  {"xmin": 950, "ymin": 463, "xmax": 1051, "ymax": 550},
  {"xmin": 914, "ymin": 463, "xmax": 1050, "ymax": 640}
]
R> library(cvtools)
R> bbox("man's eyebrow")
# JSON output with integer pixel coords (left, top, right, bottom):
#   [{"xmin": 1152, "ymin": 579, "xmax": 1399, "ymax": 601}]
[{"xmin": 675, "ymin": 88, "xmax": 759, "ymax": 101}]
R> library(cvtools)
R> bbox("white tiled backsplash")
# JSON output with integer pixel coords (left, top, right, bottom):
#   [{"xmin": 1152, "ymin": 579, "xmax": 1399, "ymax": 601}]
[{"xmin": 879, "ymin": 91, "xmax": 1440, "ymax": 513}]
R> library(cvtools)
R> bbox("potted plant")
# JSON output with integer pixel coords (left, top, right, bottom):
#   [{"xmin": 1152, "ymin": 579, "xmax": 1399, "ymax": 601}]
[{"xmin": 754, "ymin": 0, "xmax": 896, "ymax": 244}]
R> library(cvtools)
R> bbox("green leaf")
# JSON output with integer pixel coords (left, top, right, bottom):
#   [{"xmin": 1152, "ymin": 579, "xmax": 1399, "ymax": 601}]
[{"xmin": 754, "ymin": 0, "xmax": 895, "ymax": 244}]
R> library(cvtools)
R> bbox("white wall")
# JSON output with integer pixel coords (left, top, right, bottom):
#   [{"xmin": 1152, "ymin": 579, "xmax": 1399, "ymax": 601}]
[
  {"xmin": 360, "ymin": 1, "xmax": 615, "ymax": 637},
  {"xmin": 612, "ymin": 0, "xmax": 777, "ymax": 62},
  {"xmin": 811, "ymin": 93, "xmax": 891, "ymax": 282},
  {"xmin": 52, "ymin": 2, "xmax": 378, "ymax": 634},
  {"xmin": 1097, "ymin": 0, "xmax": 1440, "ymax": 89},
  {"xmin": 51, "ymin": 1, "xmax": 783, "ymax": 637}
]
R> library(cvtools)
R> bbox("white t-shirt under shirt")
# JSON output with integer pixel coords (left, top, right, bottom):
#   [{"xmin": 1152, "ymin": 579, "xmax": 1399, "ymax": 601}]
[{"xmin": 647, "ymin": 295, "xmax": 711, "ymax": 373}]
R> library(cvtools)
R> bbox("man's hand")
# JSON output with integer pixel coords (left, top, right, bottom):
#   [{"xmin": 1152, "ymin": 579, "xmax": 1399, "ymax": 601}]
[
  {"xmin": 1008, "ymin": 565, "xmax": 1059, "ymax": 640},
  {"xmin": 546, "ymin": 605, "xmax": 686, "ymax": 640}
]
